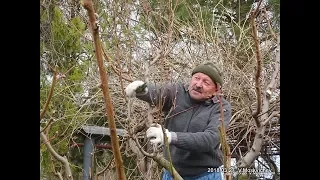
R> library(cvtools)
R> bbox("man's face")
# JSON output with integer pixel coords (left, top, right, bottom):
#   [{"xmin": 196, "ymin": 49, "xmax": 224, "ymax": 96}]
[{"xmin": 188, "ymin": 72, "xmax": 217, "ymax": 101}]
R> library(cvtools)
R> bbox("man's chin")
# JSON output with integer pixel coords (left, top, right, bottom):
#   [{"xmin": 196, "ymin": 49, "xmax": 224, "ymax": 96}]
[{"xmin": 189, "ymin": 91, "xmax": 205, "ymax": 101}]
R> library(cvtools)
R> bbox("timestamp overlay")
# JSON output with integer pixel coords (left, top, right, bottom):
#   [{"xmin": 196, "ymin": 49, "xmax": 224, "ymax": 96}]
[{"xmin": 208, "ymin": 167, "xmax": 274, "ymax": 177}]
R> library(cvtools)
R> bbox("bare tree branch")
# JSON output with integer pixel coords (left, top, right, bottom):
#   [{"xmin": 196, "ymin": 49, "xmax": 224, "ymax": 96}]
[
  {"xmin": 101, "ymin": 46, "xmax": 133, "ymax": 82},
  {"xmin": 149, "ymin": 50, "xmax": 163, "ymax": 67},
  {"xmin": 81, "ymin": 1, "xmax": 126, "ymax": 179},
  {"xmin": 40, "ymin": 118, "xmax": 54, "ymax": 134},
  {"xmin": 266, "ymin": 34, "xmax": 280, "ymax": 99},
  {"xmin": 253, "ymin": 0, "xmax": 264, "ymax": 18},
  {"xmin": 55, "ymin": 171, "xmax": 64, "ymax": 180},
  {"xmin": 133, "ymin": 137, "xmax": 183, "ymax": 180},
  {"xmin": 40, "ymin": 127, "xmax": 73, "ymax": 180},
  {"xmin": 236, "ymin": 3, "xmax": 280, "ymax": 168},
  {"xmin": 263, "ymin": 8, "xmax": 277, "ymax": 40},
  {"xmin": 40, "ymin": 66, "xmax": 58, "ymax": 121},
  {"xmin": 95, "ymin": 155, "xmax": 114, "ymax": 179},
  {"xmin": 262, "ymin": 149, "xmax": 280, "ymax": 179},
  {"xmin": 218, "ymin": 95, "xmax": 232, "ymax": 180},
  {"xmin": 250, "ymin": 11, "xmax": 262, "ymax": 128},
  {"xmin": 262, "ymin": 111, "xmax": 279, "ymax": 126}
]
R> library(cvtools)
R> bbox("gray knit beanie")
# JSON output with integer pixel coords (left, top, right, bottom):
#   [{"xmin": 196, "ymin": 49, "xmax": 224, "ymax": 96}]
[{"xmin": 191, "ymin": 62, "xmax": 223, "ymax": 85}]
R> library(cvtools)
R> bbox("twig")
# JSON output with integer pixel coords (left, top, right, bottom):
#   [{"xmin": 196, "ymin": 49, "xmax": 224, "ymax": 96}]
[
  {"xmin": 218, "ymin": 95, "xmax": 232, "ymax": 180},
  {"xmin": 40, "ymin": 118, "xmax": 54, "ymax": 133},
  {"xmin": 149, "ymin": 50, "xmax": 163, "ymax": 67},
  {"xmin": 133, "ymin": 136, "xmax": 155, "ymax": 158},
  {"xmin": 161, "ymin": 106, "xmax": 176, "ymax": 180},
  {"xmin": 263, "ymin": 8, "xmax": 277, "ymax": 40},
  {"xmin": 40, "ymin": 66, "xmax": 58, "ymax": 121},
  {"xmin": 166, "ymin": 104, "xmax": 199, "ymax": 119},
  {"xmin": 64, "ymin": 65, "xmax": 75, "ymax": 76},
  {"xmin": 256, "ymin": 98, "xmax": 280, "ymax": 118},
  {"xmin": 112, "ymin": 8, "xmax": 128, "ymax": 102},
  {"xmin": 253, "ymin": 0, "xmax": 264, "ymax": 18},
  {"xmin": 101, "ymin": 46, "xmax": 133, "ymax": 82},
  {"xmin": 228, "ymin": 109, "xmax": 245, "ymax": 127},
  {"xmin": 96, "ymin": 155, "xmax": 114, "ymax": 178},
  {"xmin": 40, "ymin": 134, "xmax": 57, "ymax": 147},
  {"xmin": 262, "ymin": 111, "xmax": 279, "ymax": 126},
  {"xmin": 45, "ymin": 120, "xmax": 53, "ymax": 137}
]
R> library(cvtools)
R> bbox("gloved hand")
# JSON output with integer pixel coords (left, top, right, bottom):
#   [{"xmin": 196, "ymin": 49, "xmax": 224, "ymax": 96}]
[
  {"xmin": 125, "ymin": 80, "xmax": 148, "ymax": 97},
  {"xmin": 146, "ymin": 124, "xmax": 172, "ymax": 148}
]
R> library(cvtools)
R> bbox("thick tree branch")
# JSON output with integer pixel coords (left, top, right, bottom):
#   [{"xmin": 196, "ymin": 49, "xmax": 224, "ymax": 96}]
[
  {"xmin": 250, "ymin": 12, "xmax": 262, "ymax": 128},
  {"xmin": 153, "ymin": 154, "xmax": 182, "ymax": 180},
  {"xmin": 133, "ymin": 137, "xmax": 183, "ymax": 180},
  {"xmin": 81, "ymin": 1, "xmax": 127, "ymax": 179},
  {"xmin": 237, "ymin": 3, "xmax": 278, "ymax": 167},
  {"xmin": 55, "ymin": 171, "xmax": 64, "ymax": 180},
  {"xmin": 266, "ymin": 34, "xmax": 280, "ymax": 99},
  {"xmin": 40, "ymin": 127, "xmax": 73, "ymax": 180},
  {"xmin": 237, "ymin": 125, "xmax": 265, "ymax": 168}
]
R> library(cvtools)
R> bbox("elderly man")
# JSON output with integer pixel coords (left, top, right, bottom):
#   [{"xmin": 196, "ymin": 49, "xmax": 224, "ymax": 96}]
[{"xmin": 125, "ymin": 62, "xmax": 232, "ymax": 180}]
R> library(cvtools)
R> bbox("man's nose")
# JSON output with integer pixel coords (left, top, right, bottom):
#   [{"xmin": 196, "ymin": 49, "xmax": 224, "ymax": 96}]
[{"xmin": 195, "ymin": 81, "xmax": 203, "ymax": 88}]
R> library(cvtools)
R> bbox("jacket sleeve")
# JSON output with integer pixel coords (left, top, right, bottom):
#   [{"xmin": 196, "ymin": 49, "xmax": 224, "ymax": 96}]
[
  {"xmin": 171, "ymin": 99, "xmax": 232, "ymax": 152},
  {"xmin": 135, "ymin": 83, "xmax": 177, "ymax": 112}
]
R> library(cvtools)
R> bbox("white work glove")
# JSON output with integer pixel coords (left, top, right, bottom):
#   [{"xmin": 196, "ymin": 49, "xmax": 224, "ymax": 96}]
[
  {"xmin": 146, "ymin": 124, "xmax": 172, "ymax": 148},
  {"xmin": 125, "ymin": 80, "xmax": 148, "ymax": 98}
]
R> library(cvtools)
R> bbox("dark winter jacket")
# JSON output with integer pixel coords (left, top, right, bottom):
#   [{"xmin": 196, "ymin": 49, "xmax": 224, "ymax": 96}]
[{"xmin": 137, "ymin": 82, "xmax": 232, "ymax": 177}]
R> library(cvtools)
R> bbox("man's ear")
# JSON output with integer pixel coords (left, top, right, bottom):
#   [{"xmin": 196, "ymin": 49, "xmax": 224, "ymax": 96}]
[{"xmin": 214, "ymin": 83, "xmax": 222, "ymax": 95}]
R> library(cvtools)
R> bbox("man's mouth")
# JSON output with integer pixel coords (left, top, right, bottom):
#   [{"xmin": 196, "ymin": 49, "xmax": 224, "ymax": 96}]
[{"xmin": 192, "ymin": 88, "xmax": 202, "ymax": 94}]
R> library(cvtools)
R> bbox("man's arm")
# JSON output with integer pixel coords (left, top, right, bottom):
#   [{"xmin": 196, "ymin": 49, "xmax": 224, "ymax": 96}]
[
  {"xmin": 136, "ymin": 82, "xmax": 177, "ymax": 111},
  {"xmin": 170, "ymin": 100, "xmax": 232, "ymax": 152}
]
